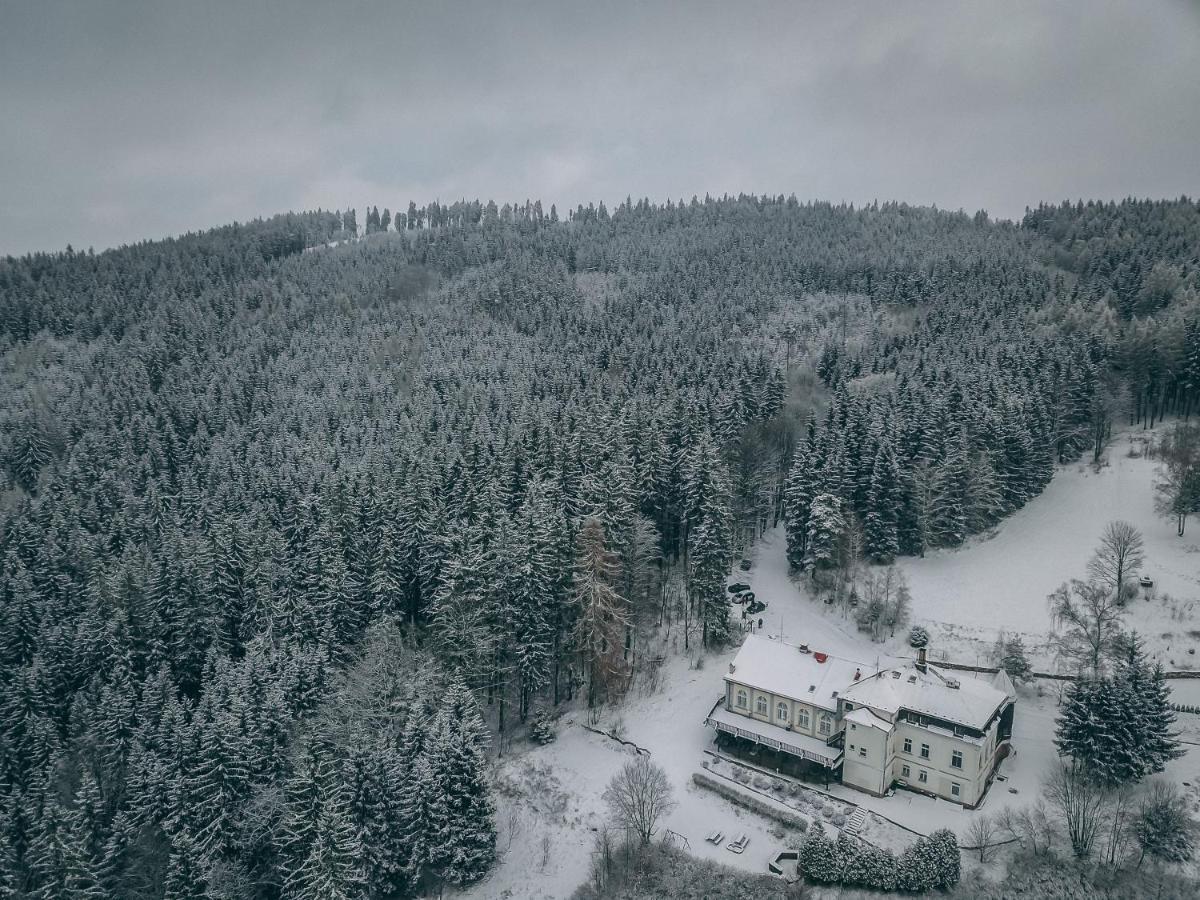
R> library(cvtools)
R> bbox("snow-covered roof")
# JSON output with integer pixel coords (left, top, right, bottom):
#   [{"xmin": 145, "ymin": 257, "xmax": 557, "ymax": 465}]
[
  {"xmin": 841, "ymin": 662, "xmax": 1009, "ymax": 731},
  {"xmin": 844, "ymin": 706, "xmax": 893, "ymax": 732},
  {"xmin": 985, "ymin": 668, "xmax": 1017, "ymax": 700},
  {"xmin": 724, "ymin": 634, "xmax": 874, "ymax": 713}
]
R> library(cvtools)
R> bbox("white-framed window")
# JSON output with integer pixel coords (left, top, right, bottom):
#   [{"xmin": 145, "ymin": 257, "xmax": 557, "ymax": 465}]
[
  {"xmin": 920, "ymin": 743, "xmax": 930, "ymax": 759},
  {"xmin": 756, "ymin": 696, "xmax": 768, "ymax": 715},
  {"xmin": 901, "ymin": 765, "xmax": 911, "ymax": 777},
  {"xmin": 797, "ymin": 709, "xmax": 810, "ymax": 729},
  {"xmin": 777, "ymin": 702, "xmax": 789, "ymax": 722},
  {"xmin": 918, "ymin": 770, "xmax": 928, "ymax": 784},
  {"xmin": 819, "ymin": 714, "xmax": 832, "ymax": 736},
  {"xmin": 951, "ymin": 782, "xmax": 961, "ymax": 797},
  {"xmin": 902, "ymin": 738, "xmax": 912, "ymax": 754},
  {"xmin": 951, "ymin": 750, "xmax": 963, "ymax": 769},
  {"xmin": 736, "ymin": 689, "xmax": 748, "ymax": 709}
]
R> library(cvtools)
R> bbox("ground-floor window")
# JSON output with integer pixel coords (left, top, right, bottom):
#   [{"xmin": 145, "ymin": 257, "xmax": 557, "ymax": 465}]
[
  {"xmin": 901, "ymin": 765, "xmax": 910, "ymax": 777},
  {"xmin": 951, "ymin": 782, "xmax": 961, "ymax": 797},
  {"xmin": 918, "ymin": 770, "xmax": 928, "ymax": 783}
]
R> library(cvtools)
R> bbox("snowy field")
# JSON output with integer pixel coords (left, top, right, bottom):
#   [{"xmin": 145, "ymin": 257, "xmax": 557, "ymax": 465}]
[
  {"xmin": 897, "ymin": 429, "xmax": 1200, "ymax": 670},
  {"xmin": 462, "ymin": 426, "xmax": 1200, "ymax": 897}
]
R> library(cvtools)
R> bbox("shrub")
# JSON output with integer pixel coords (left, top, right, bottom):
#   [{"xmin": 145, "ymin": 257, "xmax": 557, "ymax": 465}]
[
  {"xmin": 899, "ymin": 829, "xmax": 961, "ymax": 891},
  {"xmin": 822, "ymin": 806, "xmax": 834, "ymax": 819},
  {"xmin": 842, "ymin": 837, "xmax": 900, "ymax": 891},
  {"xmin": 832, "ymin": 813, "xmax": 847, "ymax": 827},
  {"xmin": 799, "ymin": 829, "xmax": 843, "ymax": 883},
  {"xmin": 529, "ymin": 712, "xmax": 557, "ymax": 745}
]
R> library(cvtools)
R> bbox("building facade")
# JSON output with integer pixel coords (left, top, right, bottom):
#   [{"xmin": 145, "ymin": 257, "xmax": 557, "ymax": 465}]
[{"xmin": 705, "ymin": 636, "xmax": 1015, "ymax": 808}]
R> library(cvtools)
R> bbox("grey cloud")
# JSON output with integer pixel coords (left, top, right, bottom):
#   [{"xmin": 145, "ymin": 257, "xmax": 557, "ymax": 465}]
[{"xmin": 2, "ymin": 0, "xmax": 1198, "ymax": 255}]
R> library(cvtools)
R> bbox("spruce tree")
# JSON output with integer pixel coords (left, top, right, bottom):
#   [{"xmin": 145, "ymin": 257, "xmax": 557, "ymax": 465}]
[{"xmin": 864, "ymin": 442, "xmax": 900, "ymax": 563}]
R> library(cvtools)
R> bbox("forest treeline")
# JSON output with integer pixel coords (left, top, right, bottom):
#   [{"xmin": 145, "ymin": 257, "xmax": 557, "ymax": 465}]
[{"xmin": 0, "ymin": 194, "xmax": 1197, "ymax": 897}]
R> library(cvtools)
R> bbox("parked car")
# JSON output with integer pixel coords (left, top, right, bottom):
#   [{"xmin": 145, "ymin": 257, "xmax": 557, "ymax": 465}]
[
  {"xmin": 1139, "ymin": 575, "xmax": 1154, "ymax": 588},
  {"xmin": 746, "ymin": 599, "xmax": 767, "ymax": 615},
  {"xmin": 738, "ymin": 559, "xmax": 752, "ymax": 571},
  {"xmin": 727, "ymin": 582, "xmax": 751, "ymax": 594},
  {"xmin": 733, "ymin": 591, "xmax": 754, "ymax": 605}
]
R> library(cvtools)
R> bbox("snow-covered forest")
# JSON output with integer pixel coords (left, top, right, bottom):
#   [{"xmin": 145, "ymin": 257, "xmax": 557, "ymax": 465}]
[{"xmin": 1, "ymin": 195, "xmax": 1199, "ymax": 898}]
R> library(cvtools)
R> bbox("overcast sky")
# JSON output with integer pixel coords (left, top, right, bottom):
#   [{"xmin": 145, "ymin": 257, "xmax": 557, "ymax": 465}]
[{"xmin": 2, "ymin": 1, "xmax": 1198, "ymax": 255}]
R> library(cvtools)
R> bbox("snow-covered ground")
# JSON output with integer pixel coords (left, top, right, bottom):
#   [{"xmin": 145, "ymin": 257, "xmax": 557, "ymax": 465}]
[
  {"xmin": 897, "ymin": 429, "xmax": 1200, "ymax": 670},
  {"xmin": 463, "ymin": 428, "xmax": 1200, "ymax": 897}
]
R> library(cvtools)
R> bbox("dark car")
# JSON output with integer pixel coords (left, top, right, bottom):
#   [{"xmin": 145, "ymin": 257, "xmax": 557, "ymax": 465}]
[
  {"xmin": 746, "ymin": 599, "xmax": 767, "ymax": 616},
  {"xmin": 727, "ymin": 582, "xmax": 751, "ymax": 594},
  {"xmin": 738, "ymin": 559, "xmax": 752, "ymax": 572}
]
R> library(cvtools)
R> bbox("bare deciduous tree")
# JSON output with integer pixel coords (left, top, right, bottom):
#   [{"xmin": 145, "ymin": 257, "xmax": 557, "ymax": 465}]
[
  {"xmin": 998, "ymin": 801, "xmax": 1056, "ymax": 856},
  {"xmin": 1047, "ymin": 579, "xmax": 1126, "ymax": 676},
  {"xmin": 603, "ymin": 757, "xmax": 677, "ymax": 846},
  {"xmin": 1046, "ymin": 764, "xmax": 1106, "ymax": 859},
  {"xmin": 1087, "ymin": 520, "xmax": 1145, "ymax": 603},
  {"xmin": 1155, "ymin": 424, "xmax": 1200, "ymax": 536},
  {"xmin": 964, "ymin": 813, "xmax": 999, "ymax": 863}
]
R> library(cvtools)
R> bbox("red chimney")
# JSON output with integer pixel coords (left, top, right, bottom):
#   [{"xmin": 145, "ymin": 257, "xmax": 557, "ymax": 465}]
[{"xmin": 813, "ymin": 651, "xmax": 828, "ymax": 663}]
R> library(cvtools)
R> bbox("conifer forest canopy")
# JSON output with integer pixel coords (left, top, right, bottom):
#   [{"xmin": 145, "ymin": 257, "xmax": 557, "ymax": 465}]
[{"xmin": 0, "ymin": 195, "xmax": 1199, "ymax": 896}]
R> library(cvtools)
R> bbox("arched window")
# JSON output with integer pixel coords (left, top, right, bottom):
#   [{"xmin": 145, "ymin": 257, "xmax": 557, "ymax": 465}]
[
  {"xmin": 797, "ymin": 709, "xmax": 810, "ymax": 730},
  {"xmin": 755, "ymin": 696, "xmax": 768, "ymax": 715},
  {"xmin": 736, "ymin": 689, "xmax": 748, "ymax": 709},
  {"xmin": 819, "ymin": 714, "xmax": 832, "ymax": 736},
  {"xmin": 776, "ymin": 702, "xmax": 789, "ymax": 722}
]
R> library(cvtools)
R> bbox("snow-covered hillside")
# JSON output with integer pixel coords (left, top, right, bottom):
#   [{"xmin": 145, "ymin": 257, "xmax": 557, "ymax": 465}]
[{"xmin": 897, "ymin": 429, "xmax": 1200, "ymax": 669}]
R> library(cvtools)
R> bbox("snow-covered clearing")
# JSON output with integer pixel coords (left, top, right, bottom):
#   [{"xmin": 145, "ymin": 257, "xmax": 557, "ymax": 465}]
[
  {"xmin": 464, "ymin": 429, "xmax": 1200, "ymax": 897},
  {"xmin": 896, "ymin": 429, "xmax": 1200, "ymax": 670}
]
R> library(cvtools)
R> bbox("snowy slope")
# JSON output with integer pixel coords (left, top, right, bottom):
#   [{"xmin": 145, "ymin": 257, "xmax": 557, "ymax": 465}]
[{"xmin": 897, "ymin": 429, "xmax": 1200, "ymax": 668}]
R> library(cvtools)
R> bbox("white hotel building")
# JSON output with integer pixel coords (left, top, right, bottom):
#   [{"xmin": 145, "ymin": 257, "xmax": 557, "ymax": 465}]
[{"xmin": 705, "ymin": 634, "xmax": 1015, "ymax": 807}]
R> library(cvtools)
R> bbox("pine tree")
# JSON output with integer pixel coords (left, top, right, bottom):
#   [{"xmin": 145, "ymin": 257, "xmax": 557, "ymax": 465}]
[
  {"xmin": 1056, "ymin": 634, "xmax": 1182, "ymax": 786},
  {"xmin": 930, "ymin": 432, "xmax": 969, "ymax": 547},
  {"xmin": 430, "ymin": 680, "xmax": 496, "ymax": 886},
  {"xmin": 783, "ymin": 436, "xmax": 818, "ymax": 569},
  {"xmin": 803, "ymin": 493, "xmax": 844, "ymax": 572},
  {"xmin": 864, "ymin": 442, "xmax": 900, "ymax": 563},
  {"xmin": 162, "ymin": 830, "xmax": 212, "ymax": 900},
  {"xmin": 61, "ymin": 771, "xmax": 114, "ymax": 899},
  {"xmin": 280, "ymin": 745, "xmax": 365, "ymax": 900}
]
